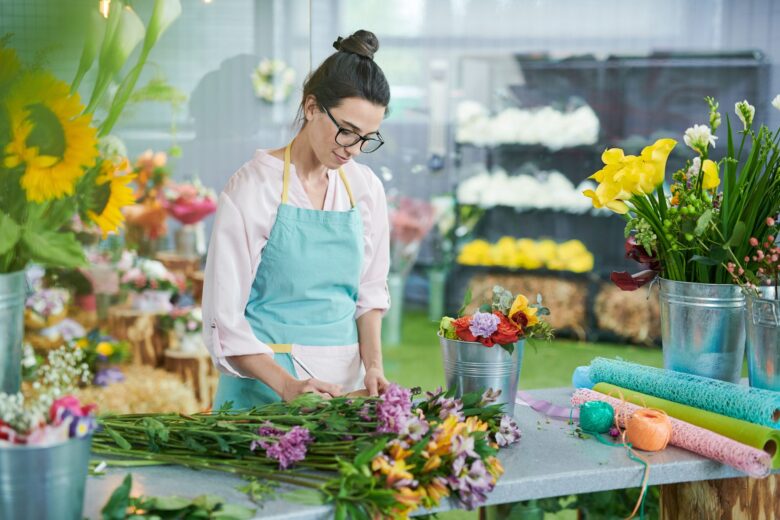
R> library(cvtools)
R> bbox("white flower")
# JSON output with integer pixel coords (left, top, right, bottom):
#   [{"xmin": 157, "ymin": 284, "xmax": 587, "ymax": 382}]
[
  {"xmin": 140, "ymin": 259, "xmax": 168, "ymax": 280},
  {"xmin": 683, "ymin": 124, "xmax": 717, "ymax": 154},
  {"xmin": 772, "ymin": 94, "xmax": 780, "ymax": 111},
  {"xmin": 258, "ymin": 59, "xmax": 272, "ymax": 76},
  {"xmin": 687, "ymin": 156, "xmax": 702, "ymax": 177},
  {"xmin": 735, "ymin": 100, "xmax": 755, "ymax": 130}
]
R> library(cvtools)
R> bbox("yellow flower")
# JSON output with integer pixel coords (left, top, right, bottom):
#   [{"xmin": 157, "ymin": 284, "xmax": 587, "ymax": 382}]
[
  {"xmin": 584, "ymin": 139, "xmax": 677, "ymax": 214},
  {"xmin": 485, "ymin": 456, "xmax": 505, "ymax": 479},
  {"xmin": 75, "ymin": 338, "xmax": 89, "ymax": 349},
  {"xmin": 463, "ymin": 416, "xmax": 489, "ymax": 434},
  {"xmin": 457, "ymin": 240, "xmax": 491, "ymax": 265},
  {"xmin": 508, "ymin": 294, "xmax": 539, "ymax": 330},
  {"xmin": 422, "ymin": 455, "xmax": 441, "ymax": 473},
  {"xmin": 96, "ymin": 342, "xmax": 114, "ymax": 357},
  {"xmin": 86, "ymin": 160, "xmax": 137, "ymax": 237},
  {"xmin": 423, "ymin": 478, "xmax": 450, "ymax": 503},
  {"xmin": 702, "ymin": 159, "xmax": 720, "ymax": 190},
  {"xmin": 4, "ymin": 71, "xmax": 98, "ymax": 202},
  {"xmin": 384, "ymin": 459, "xmax": 415, "ymax": 487}
]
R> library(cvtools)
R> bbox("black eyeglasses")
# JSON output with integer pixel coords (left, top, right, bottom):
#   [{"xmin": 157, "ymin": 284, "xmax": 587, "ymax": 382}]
[{"xmin": 321, "ymin": 105, "xmax": 384, "ymax": 153}]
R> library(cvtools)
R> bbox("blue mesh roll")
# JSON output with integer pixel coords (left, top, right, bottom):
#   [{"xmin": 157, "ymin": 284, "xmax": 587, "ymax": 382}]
[{"xmin": 589, "ymin": 358, "xmax": 780, "ymax": 428}]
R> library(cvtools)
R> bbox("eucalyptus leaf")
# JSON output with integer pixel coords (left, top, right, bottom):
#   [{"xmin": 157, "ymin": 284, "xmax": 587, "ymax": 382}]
[{"xmin": 694, "ymin": 209, "xmax": 713, "ymax": 236}]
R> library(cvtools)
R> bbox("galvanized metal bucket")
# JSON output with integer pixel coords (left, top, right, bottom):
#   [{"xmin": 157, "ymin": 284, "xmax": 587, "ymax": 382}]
[
  {"xmin": 0, "ymin": 435, "xmax": 92, "ymax": 520},
  {"xmin": 746, "ymin": 286, "xmax": 779, "ymax": 391},
  {"xmin": 439, "ymin": 334, "xmax": 524, "ymax": 416},
  {"xmin": 659, "ymin": 278, "xmax": 745, "ymax": 383},
  {"xmin": 0, "ymin": 271, "xmax": 26, "ymax": 394}
]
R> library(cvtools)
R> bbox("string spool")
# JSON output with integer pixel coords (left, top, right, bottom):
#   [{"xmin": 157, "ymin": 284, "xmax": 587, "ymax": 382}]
[
  {"xmin": 626, "ymin": 408, "xmax": 672, "ymax": 451},
  {"xmin": 579, "ymin": 400, "xmax": 614, "ymax": 433}
]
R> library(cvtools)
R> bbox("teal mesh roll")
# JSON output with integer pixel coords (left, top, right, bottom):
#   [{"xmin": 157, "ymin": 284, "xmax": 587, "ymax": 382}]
[{"xmin": 589, "ymin": 358, "xmax": 780, "ymax": 428}]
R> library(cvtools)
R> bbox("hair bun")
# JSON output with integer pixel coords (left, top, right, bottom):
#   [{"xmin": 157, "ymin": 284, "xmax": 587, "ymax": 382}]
[{"xmin": 333, "ymin": 30, "xmax": 379, "ymax": 60}]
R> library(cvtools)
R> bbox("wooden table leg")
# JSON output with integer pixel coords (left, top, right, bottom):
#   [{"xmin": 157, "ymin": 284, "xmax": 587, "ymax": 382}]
[{"xmin": 660, "ymin": 475, "xmax": 779, "ymax": 519}]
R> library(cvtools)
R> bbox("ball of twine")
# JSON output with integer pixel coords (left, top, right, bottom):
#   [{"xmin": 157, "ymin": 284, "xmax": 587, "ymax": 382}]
[
  {"xmin": 579, "ymin": 400, "xmax": 614, "ymax": 433},
  {"xmin": 626, "ymin": 408, "xmax": 672, "ymax": 451}
]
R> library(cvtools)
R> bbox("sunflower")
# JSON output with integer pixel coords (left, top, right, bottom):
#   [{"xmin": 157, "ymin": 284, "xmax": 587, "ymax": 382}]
[
  {"xmin": 4, "ymin": 71, "xmax": 98, "ymax": 202},
  {"xmin": 86, "ymin": 159, "xmax": 137, "ymax": 238}
]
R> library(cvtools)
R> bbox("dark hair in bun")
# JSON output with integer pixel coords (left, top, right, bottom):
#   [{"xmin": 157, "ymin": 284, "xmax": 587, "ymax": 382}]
[{"xmin": 297, "ymin": 30, "xmax": 390, "ymax": 126}]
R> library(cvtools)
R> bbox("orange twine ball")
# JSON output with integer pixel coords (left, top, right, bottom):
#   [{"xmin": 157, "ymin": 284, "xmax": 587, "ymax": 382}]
[{"xmin": 625, "ymin": 408, "xmax": 672, "ymax": 452}]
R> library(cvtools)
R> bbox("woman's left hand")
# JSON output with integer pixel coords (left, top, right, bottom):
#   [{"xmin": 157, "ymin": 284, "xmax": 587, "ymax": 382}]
[{"xmin": 364, "ymin": 367, "xmax": 389, "ymax": 396}]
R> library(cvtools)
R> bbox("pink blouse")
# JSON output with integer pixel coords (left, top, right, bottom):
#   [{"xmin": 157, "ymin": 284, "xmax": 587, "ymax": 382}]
[{"xmin": 202, "ymin": 150, "xmax": 391, "ymax": 377}]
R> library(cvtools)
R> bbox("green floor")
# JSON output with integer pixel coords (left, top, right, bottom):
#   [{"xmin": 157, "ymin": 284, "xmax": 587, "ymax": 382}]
[{"xmin": 383, "ymin": 310, "xmax": 664, "ymax": 520}]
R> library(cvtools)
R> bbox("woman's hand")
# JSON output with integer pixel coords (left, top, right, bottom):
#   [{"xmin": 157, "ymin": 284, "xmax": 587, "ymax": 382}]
[
  {"xmin": 281, "ymin": 377, "xmax": 342, "ymax": 401},
  {"xmin": 364, "ymin": 367, "xmax": 389, "ymax": 396}
]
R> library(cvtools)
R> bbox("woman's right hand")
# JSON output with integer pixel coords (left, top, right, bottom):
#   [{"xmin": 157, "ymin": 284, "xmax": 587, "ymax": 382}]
[{"xmin": 281, "ymin": 377, "xmax": 343, "ymax": 401}]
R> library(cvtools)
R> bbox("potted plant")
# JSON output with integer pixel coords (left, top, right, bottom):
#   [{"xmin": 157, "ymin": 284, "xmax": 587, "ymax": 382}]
[
  {"xmin": 583, "ymin": 97, "xmax": 780, "ymax": 382},
  {"xmin": 438, "ymin": 285, "xmax": 554, "ymax": 416}
]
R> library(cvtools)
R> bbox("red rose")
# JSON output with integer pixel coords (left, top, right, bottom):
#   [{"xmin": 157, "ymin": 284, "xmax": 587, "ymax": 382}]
[
  {"xmin": 490, "ymin": 312, "xmax": 521, "ymax": 346},
  {"xmin": 453, "ymin": 316, "xmax": 478, "ymax": 343}
]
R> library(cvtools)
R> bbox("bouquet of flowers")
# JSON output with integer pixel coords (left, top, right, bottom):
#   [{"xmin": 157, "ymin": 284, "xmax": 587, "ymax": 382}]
[
  {"xmin": 439, "ymin": 285, "xmax": 554, "ymax": 354},
  {"xmin": 250, "ymin": 58, "xmax": 296, "ymax": 103},
  {"xmin": 162, "ymin": 179, "xmax": 217, "ymax": 225},
  {"xmin": 584, "ymin": 97, "xmax": 780, "ymax": 289},
  {"xmin": 120, "ymin": 257, "xmax": 181, "ymax": 294},
  {"xmin": 92, "ymin": 385, "xmax": 521, "ymax": 518},
  {"xmin": 72, "ymin": 331, "xmax": 131, "ymax": 387},
  {"xmin": 389, "ymin": 196, "xmax": 435, "ymax": 277},
  {"xmin": 0, "ymin": 1, "xmax": 180, "ymax": 273},
  {"xmin": 0, "ymin": 344, "xmax": 97, "ymax": 445}
]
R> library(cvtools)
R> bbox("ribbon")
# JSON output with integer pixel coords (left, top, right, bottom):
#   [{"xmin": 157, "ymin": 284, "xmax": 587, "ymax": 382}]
[{"xmin": 516, "ymin": 390, "xmax": 579, "ymax": 421}]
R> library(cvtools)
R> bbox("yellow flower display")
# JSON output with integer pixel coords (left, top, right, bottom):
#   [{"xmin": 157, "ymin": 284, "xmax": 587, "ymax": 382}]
[
  {"xmin": 87, "ymin": 159, "xmax": 137, "ymax": 237},
  {"xmin": 583, "ymin": 139, "xmax": 677, "ymax": 214},
  {"xmin": 457, "ymin": 237, "xmax": 594, "ymax": 273},
  {"xmin": 702, "ymin": 158, "xmax": 720, "ymax": 190},
  {"xmin": 4, "ymin": 71, "xmax": 98, "ymax": 202}
]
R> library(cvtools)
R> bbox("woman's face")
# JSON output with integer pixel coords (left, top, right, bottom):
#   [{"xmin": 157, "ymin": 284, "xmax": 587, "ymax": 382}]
[{"xmin": 305, "ymin": 96, "xmax": 385, "ymax": 169}]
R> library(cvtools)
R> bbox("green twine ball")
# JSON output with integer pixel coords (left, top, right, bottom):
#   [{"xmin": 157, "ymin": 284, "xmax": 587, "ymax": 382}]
[{"xmin": 579, "ymin": 401, "xmax": 615, "ymax": 433}]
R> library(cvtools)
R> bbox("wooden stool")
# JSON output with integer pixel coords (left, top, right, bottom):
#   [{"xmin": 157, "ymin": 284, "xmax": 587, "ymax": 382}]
[
  {"xmin": 163, "ymin": 349, "xmax": 216, "ymax": 409},
  {"xmin": 189, "ymin": 270, "xmax": 204, "ymax": 304},
  {"xmin": 661, "ymin": 474, "xmax": 779, "ymax": 519},
  {"xmin": 107, "ymin": 306, "xmax": 169, "ymax": 367},
  {"xmin": 155, "ymin": 251, "xmax": 201, "ymax": 278}
]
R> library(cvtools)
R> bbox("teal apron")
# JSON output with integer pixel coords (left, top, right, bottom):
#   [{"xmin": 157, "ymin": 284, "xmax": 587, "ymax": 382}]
[{"xmin": 213, "ymin": 141, "xmax": 364, "ymax": 409}]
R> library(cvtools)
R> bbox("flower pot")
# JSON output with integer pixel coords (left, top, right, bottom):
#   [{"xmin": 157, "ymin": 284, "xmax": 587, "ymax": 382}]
[
  {"xmin": 0, "ymin": 435, "xmax": 92, "ymax": 520},
  {"xmin": 131, "ymin": 289, "xmax": 173, "ymax": 313},
  {"xmin": 746, "ymin": 286, "xmax": 779, "ymax": 391},
  {"xmin": 175, "ymin": 223, "xmax": 206, "ymax": 257},
  {"xmin": 0, "ymin": 271, "xmax": 26, "ymax": 394},
  {"xmin": 659, "ymin": 278, "xmax": 745, "ymax": 383},
  {"xmin": 439, "ymin": 334, "xmax": 524, "ymax": 416}
]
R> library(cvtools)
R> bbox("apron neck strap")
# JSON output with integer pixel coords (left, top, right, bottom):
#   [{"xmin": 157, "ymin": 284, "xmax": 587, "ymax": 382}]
[{"xmin": 282, "ymin": 140, "xmax": 356, "ymax": 208}]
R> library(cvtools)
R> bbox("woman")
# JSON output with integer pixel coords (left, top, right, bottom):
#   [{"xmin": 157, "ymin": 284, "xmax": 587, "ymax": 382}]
[{"xmin": 202, "ymin": 30, "xmax": 392, "ymax": 408}]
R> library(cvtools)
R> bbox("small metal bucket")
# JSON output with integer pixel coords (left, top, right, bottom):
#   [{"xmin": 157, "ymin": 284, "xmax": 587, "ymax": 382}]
[
  {"xmin": 439, "ymin": 334, "xmax": 524, "ymax": 416},
  {"xmin": 659, "ymin": 278, "xmax": 745, "ymax": 383},
  {"xmin": 0, "ymin": 271, "xmax": 26, "ymax": 394},
  {"xmin": 0, "ymin": 435, "xmax": 92, "ymax": 520},
  {"xmin": 746, "ymin": 286, "xmax": 779, "ymax": 391}
]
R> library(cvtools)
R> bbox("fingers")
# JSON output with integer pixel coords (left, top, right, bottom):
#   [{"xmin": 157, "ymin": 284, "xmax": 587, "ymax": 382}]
[
  {"xmin": 366, "ymin": 377, "xmax": 379, "ymax": 397},
  {"xmin": 305, "ymin": 378, "xmax": 342, "ymax": 398}
]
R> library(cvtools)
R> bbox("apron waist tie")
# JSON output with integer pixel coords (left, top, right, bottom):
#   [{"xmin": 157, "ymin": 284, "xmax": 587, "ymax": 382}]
[{"xmin": 269, "ymin": 343, "xmax": 292, "ymax": 354}]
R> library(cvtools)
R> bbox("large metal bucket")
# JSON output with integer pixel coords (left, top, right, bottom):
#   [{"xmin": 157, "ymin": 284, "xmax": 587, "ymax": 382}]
[
  {"xmin": 0, "ymin": 435, "xmax": 92, "ymax": 519},
  {"xmin": 659, "ymin": 278, "xmax": 745, "ymax": 383},
  {"xmin": 0, "ymin": 271, "xmax": 26, "ymax": 394},
  {"xmin": 746, "ymin": 286, "xmax": 779, "ymax": 391},
  {"xmin": 439, "ymin": 335, "xmax": 524, "ymax": 416}
]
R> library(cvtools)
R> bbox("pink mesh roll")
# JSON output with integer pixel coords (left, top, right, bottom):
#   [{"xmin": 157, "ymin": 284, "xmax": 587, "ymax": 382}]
[{"xmin": 571, "ymin": 389, "xmax": 771, "ymax": 478}]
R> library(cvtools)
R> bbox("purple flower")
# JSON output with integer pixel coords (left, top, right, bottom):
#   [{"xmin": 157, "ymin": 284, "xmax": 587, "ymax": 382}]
[
  {"xmin": 479, "ymin": 388, "xmax": 501, "ymax": 406},
  {"xmin": 434, "ymin": 396, "xmax": 464, "ymax": 421},
  {"xmin": 451, "ymin": 435, "xmax": 479, "ymax": 459},
  {"xmin": 252, "ymin": 425, "xmax": 313, "ymax": 469},
  {"xmin": 469, "ymin": 312, "xmax": 500, "ymax": 338},
  {"xmin": 400, "ymin": 412, "xmax": 429, "ymax": 442},
  {"xmin": 93, "ymin": 367, "xmax": 125, "ymax": 387},
  {"xmin": 493, "ymin": 414, "xmax": 521, "ymax": 447},
  {"xmin": 69, "ymin": 416, "xmax": 98, "ymax": 438},
  {"xmin": 358, "ymin": 403, "xmax": 373, "ymax": 422},
  {"xmin": 449, "ymin": 458, "xmax": 495, "ymax": 510},
  {"xmin": 376, "ymin": 383, "xmax": 412, "ymax": 434}
]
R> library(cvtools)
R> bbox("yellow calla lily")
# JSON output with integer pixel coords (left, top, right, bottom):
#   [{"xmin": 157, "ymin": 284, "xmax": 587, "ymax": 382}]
[{"xmin": 702, "ymin": 159, "xmax": 720, "ymax": 190}]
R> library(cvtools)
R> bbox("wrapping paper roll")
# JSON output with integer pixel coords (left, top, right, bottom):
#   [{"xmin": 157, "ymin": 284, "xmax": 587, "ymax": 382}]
[
  {"xmin": 589, "ymin": 358, "xmax": 780, "ymax": 428},
  {"xmin": 594, "ymin": 382, "xmax": 780, "ymax": 469},
  {"xmin": 571, "ymin": 389, "xmax": 771, "ymax": 478}
]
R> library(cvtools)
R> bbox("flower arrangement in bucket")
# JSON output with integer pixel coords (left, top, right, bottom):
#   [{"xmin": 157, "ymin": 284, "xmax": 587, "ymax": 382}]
[
  {"xmin": 158, "ymin": 306, "xmax": 204, "ymax": 353},
  {"xmin": 438, "ymin": 286, "xmax": 554, "ymax": 415},
  {"xmin": 583, "ymin": 97, "xmax": 780, "ymax": 382},
  {"xmin": 120, "ymin": 258, "xmax": 183, "ymax": 312},
  {"xmin": 163, "ymin": 179, "xmax": 216, "ymax": 256},
  {"xmin": 0, "ymin": 344, "xmax": 98, "ymax": 517},
  {"xmin": 725, "ymin": 215, "xmax": 780, "ymax": 390}
]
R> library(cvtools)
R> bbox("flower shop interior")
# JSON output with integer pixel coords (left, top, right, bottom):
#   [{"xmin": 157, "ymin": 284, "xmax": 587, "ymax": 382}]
[{"xmin": 2, "ymin": 0, "xmax": 780, "ymax": 519}]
